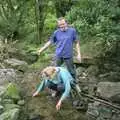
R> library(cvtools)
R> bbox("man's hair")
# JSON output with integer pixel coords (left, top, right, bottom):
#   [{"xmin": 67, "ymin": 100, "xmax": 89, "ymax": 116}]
[{"xmin": 57, "ymin": 17, "xmax": 67, "ymax": 23}]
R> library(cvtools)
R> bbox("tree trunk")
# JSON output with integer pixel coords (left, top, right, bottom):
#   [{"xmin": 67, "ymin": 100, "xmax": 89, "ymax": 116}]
[
  {"xmin": 54, "ymin": 0, "xmax": 73, "ymax": 18},
  {"xmin": 35, "ymin": 0, "xmax": 48, "ymax": 44},
  {"xmin": 35, "ymin": 0, "xmax": 40, "ymax": 44}
]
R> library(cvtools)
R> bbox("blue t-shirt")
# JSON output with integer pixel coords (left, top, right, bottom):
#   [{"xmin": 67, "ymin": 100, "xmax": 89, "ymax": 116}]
[{"xmin": 50, "ymin": 27, "xmax": 78, "ymax": 58}]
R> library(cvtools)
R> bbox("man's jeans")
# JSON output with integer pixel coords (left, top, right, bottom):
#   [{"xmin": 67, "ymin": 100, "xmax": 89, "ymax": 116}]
[{"xmin": 56, "ymin": 57, "xmax": 76, "ymax": 79}]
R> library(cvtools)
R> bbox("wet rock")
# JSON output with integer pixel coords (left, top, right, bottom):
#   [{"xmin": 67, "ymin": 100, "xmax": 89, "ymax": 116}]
[
  {"xmin": 97, "ymin": 82, "xmax": 120, "ymax": 99},
  {"xmin": 111, "ymin": 111, "xmax": 120, "ymax": 120},
  {"xmin": 98, "ymin": 105, "xmax": 113, "ymax": 119},
  {"xmin": 17, "ymin": 100, "xmax": 25, "ymax": 106},
  {"xmin": 85, "ymin": 65, "xmax": 99, "ymax": 76},
  {"xmin": 0, "ymin": 86, "xmax": 6, "ymax": 97},
  {"xmin": 0, "ymin": 108, "xmax": 20, "ymax": 120},
  {"xmin": 25, "ymin": 52, "xmax": 39, "ymax": 64},
  {"xmin": 72, "ymin": 100, "xmax": 79, "ymax": 107},
  {"xmin": 0, "ymin": 105, "xmax": 4, "ymax": 114},
  {"xmin": 29, "ymin": 114, "xmax": 42, "ymax": 120},
  {"xmin": 109, "ymin": 93, "xmax": 120, "ymax": 104},
  {"xmin": 87, "ymin": 101, "xmax": 120, "ymax": 120},
  {"xmin": 87, "ymin": 102, "xmax": 100, "ymax": 118},
  {"xmin": 4, "ymin": 58, "xmax": 28, "ymax": 72},
  {"xmin": 73, "ymin": 99, "xmax": 88, "ymax": 111},
  {"xmin": 76, "ymin": 67, "xmax": 86, "ymax": 77},
  {"xmin": 0, "ymin": 69, "xmax": 16, "ymax": 85},
  {"xmin": 99, "ymin": 72, "xmax": 120, "ymax": 82},
  {"xmin": 0, "ymin": 98, "xmax": 2, "ymax": 103},
  {"xmin": 4, "ymin": 104, "xmax": 20, "ymax": 111},
  {"xmin": 2, "ymin": 99, "xmax": 14, "ymax": 104}
]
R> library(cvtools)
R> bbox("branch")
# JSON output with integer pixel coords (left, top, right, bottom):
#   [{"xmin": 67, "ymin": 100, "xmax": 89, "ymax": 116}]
[{"xmin": 81, "ymin": 92, "xmax": 120, "ymax": 111}]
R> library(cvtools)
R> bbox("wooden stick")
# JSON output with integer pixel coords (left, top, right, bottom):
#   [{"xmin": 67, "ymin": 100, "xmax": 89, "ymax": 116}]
[{"xmin": 81, "ymin": 92, "xmax": 120, "ymax": 111}]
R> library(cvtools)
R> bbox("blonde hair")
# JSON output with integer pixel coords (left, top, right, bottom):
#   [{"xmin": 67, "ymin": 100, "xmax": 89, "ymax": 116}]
[
  {"xmin": 57, "ymin": 17, "xmax": 67, "ymax": 23},
  {"xmin": 41, "ymin": 66, "xmax": 56, "ymax": 77}
]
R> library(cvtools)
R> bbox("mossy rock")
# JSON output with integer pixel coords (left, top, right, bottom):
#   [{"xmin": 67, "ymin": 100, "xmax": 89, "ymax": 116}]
[
  {"xmin": 4, "ymin": 104, "xmax": 20, "ymax": 111},
  {"xmin": 0, "ymin": 108, "xmax": 20, "ymax": 120},
  {"xmin": 5, "ymin": 83, "xmax": 20, "ymax": 100}
]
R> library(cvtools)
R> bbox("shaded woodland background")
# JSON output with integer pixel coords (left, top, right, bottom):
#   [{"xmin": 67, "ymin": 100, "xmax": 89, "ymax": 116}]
[{"xmin": 0, "ymin": 0, "xmax": 119, "ymax": 62}]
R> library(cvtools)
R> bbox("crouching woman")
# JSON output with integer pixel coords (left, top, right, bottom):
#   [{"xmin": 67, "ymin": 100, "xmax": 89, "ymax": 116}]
[{"xmin": 32, "ymin": 66, "xmax": 74, "ymax": 110}]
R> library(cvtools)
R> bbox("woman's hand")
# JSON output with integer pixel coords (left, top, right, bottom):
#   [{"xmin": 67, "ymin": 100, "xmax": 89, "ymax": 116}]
[
  {"xmin": 32, "ymin": 91, "xmax": 39, "ymax": 97},
  {"xmin": 56, "ymin": 100, "xmax": 62, "ymax": 110}
]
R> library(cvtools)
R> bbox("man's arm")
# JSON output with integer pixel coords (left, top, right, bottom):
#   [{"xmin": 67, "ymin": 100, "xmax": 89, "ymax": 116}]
[
  {"xmin": 75, "ymin": 40, "xmax": 81, "ymax": 63},
  {"xmin": 73, "ymin": 28, "xmax": 81, "ymax": 62},
  {"xmin": 38, "ymin": 41, "xmax": 52, "ymax": 55}
]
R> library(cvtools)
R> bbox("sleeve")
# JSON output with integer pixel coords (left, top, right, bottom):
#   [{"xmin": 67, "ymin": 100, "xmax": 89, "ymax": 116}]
[
  {"xmin": 73, "ymin": 28, "xmax": 79, "ymax": 42},
  {"xmin": 59, "ymin": 72, "xmax": 71, "ymax": 102},
  {"xmin": 49, "ymin": 31, "xmax": 57, "ymax": 44},
  {"xmin": 36, "ymin": 79, "xmax": 49, "ymax": 92}
]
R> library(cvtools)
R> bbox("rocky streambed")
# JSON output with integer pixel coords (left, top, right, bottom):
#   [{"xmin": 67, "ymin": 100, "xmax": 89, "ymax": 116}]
[{"xmin": 0, "ymin": 57, "xmax": 120, "ymax": 120}]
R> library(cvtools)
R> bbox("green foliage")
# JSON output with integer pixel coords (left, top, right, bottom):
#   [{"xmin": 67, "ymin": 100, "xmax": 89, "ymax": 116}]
[
  {"xmin": 54, "ymin": 0, "xmax": 75, "ymax": 17},
  {"xmin": 66, "ymin": 0, "xmax": 120, "ymax": 56},
  {"xmin": 0, "ymin": 40, "xmax": 18, "ymax": 68},
  {"xmin": 0, "ymin": 0, "xmax": 35, "ymax": 42},
  {"xmin": 5, "ymin": 83, "xmax": 20, "ymax": 100},
  {"xmin": 0, "ymin": 0, "xmax": 119, "ymax": 59},
  {"xmin": 44, "ymin": 14, "xmax": 57, "ymax": 38}
]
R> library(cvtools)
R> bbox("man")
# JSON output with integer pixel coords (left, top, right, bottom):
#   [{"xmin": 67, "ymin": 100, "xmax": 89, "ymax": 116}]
[
  {"xmin": 32, "ymin": 66, "xmax": 75, "ymax": 110},
  {"xmin": 38, "ymin": 17, "xmax": 81, "ymax": 79}
]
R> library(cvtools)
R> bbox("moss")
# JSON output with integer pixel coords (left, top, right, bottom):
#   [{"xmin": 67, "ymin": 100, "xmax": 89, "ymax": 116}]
[{"xmin": 5, "ymin": 83, "xmax": 20, "ymax": 100}]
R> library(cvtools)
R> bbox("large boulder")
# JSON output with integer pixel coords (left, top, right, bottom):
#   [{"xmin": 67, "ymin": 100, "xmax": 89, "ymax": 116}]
[
  {"xmin": 4, "ymin": 58, "xmax": 28, "ymax": 72},
  {"xmin": 0, "ymin": 108, "xmax": 20, "ymax": 120},
  {"xmin": 87, "ymin": 102, "xmax": 120, "ymax": 120},
  {"xmin": 97, "ymin": 82, "xmax": 120, "ymax": 99}
]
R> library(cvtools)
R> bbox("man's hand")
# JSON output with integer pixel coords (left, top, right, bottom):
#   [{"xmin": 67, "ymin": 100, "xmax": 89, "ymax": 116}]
[
  {"xmin": 32, "ymin": 91, "xmax": 39, "ymax": 97},
  {"xmin": 56, "ymin": 100, "xmax": 62, "ymax": 110},
  {"xmin": 37, "ymin": 49, "xmax": 42, "ymax": 55},
  {"xmin": 37, "ymin": 41, "xmax": 51, "ymax": 55},
  {"xmin": 76, "ymin": 54, "xmax": 81, "ymax": 63}
]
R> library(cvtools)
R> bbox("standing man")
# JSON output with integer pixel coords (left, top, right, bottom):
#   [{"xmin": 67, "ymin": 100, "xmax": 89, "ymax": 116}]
[{"xmin": 38, "ymin": 17, "xmax": 81, "ymax": 79}]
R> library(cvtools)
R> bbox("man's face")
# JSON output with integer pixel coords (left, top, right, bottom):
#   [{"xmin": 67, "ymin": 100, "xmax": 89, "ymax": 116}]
[{"xmin": 58, "ymin": 19, "xmax": 67, "ymax": 31}]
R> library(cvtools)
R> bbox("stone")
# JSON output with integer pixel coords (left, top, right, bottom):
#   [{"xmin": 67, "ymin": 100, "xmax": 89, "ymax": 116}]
[
  {"xmin": 0, "ymin": 98, "xmax": 2, "ymax": 103},
  {"xmin": 0, "ymin": 86, "xmax": 6, "ymax": 97},
  {"xmin": 0, "ymin": 69, "xmax": 16, "ymax": 85},
  {"xmin": 29, "ymin": 114, "xmax": 42, "ymax": 120},
  {"xmin": 4, "ymin": 104, "xmax": 20, "ymax": 111},
  {"xmin": 97, "ymin": 82, "xmax": 120, "ymax": 99},
  {"xmin": 0, "ymin": 105, "xmax": 4, "ymax": 114},
  {"xmin": 87, "ymin": 102, "xmax": 100, "ymax": 118},
  {"xmin": 110, "ymin": 93, "xmax": 120, "ymax": 104},
  {"xmin": 17, "ymin": 100, "xmax": 25, "ymax": 106},
  {"xmin": 2, "ymin": 99, "xmax": 14, "ymax": 104},
  {"xmin": 4, "ymin": 58, "xmax": 28, "ymax": 72},
  {"xmin": 98, "ymin": 105, "xmax": 112, "ymax": 119},
  {"xmin": 72, "ymin": 100, "xmax": 80, "ymax": 107},
  {"xmin": 0, "ymin": 108, "xmax": 20, "ymax": 120}
]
